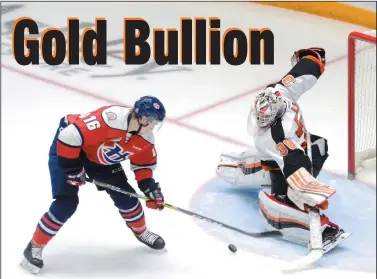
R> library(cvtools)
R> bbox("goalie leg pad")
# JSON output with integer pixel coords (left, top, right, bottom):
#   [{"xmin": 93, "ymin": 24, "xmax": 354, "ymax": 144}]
[{"xmin": 259, "ymin": 191, "xmax": 333, "ymax": 246}]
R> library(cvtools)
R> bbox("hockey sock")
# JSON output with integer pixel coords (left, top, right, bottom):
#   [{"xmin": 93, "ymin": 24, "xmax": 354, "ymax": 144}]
[
  {"xmin": 32, "ymin": 196, "xmax": 78, "ymax": 247},
  {"xmin": 32, "ymin": 211, "xmax": 64, "ymax": 247},
  {"xmin": 119, "ymin": 201, "xmax": 147, "ymax": 235}
]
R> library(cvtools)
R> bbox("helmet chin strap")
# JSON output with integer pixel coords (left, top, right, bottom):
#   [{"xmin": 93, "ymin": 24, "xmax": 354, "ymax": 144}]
[{"xmin": 129, "ymin": 126, "xmax": 142, "ymax": 135}]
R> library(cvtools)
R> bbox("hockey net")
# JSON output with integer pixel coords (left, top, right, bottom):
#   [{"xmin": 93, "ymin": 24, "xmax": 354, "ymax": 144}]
[{"xmin": 348, "ymin": 30, "xmax": 376, "ymax": 180}]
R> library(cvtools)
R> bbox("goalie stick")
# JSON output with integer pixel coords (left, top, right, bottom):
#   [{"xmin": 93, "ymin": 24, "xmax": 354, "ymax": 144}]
[
  {"xmin": 86, "ymin": 178, "xmax": 282, "ymax": 239},
  {"xmin": 281, "ymin": 99, "xmax": 350, "ymax": 271},
  {"xmin": 220, "ymin": 131, "xmax": 324, "ymax": 270},
  {"xmin": 281, "ymin": 131, "xmax": 324, "ymax": 271}
]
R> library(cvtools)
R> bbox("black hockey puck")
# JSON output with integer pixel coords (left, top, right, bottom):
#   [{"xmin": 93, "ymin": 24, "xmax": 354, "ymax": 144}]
[{"xmin": 228, "ymin": 244, "xmax": 237, "ymax": 253}]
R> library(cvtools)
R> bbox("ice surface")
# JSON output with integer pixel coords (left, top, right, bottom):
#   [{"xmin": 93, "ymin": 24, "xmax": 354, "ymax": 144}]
[{"xmin": 1, "ymin": 2, "xmax": 375, "ymax": 279}]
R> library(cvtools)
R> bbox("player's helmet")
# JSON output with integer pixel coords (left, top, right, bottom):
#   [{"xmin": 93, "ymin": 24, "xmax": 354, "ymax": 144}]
[
  {"xmin": 247, "ymin": 88, "xmax": 287, "ymax": 135},
  {"xmin": 133, "ymin": 95, "xmax": 166, "ymax": 131}
]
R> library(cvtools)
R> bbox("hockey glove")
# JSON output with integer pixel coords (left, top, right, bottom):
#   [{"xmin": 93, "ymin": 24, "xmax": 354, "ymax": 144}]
[
  {"xmin": 65, "ymin": 167, "xmax": 86, "ymax": 186},
  {"xmin": 139, "ymin": 179, "xmax": 164, "ymax": 211},
  {"xmin": 291, "ymin": 47, "xmax": 326, "ymax": 67}
]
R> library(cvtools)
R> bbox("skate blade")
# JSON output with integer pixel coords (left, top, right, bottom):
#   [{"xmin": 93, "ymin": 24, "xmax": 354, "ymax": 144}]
[
  {"xmin": 160, "ymin": 247, "xmax": 168, "ymax": 253},
  {"xmin": 323, "ymin": 232, "xmax": 352, "ymax": 254},
  {"xmin": 20, "ymin": 257, "xmax": 41, "ymax": 274}
]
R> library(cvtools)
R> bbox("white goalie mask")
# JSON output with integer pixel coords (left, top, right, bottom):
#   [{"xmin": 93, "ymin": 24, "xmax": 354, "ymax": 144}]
[{"xmin": 247, "ymin": 88, "xmax": 287, "ymax": 135}]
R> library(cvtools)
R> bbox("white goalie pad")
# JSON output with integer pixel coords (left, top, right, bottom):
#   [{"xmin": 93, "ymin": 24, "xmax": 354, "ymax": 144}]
[
  {"xmin": 259, "ymin": 191, "xmax": 349, "ymax": 253},
  {"xmin": 216, "ymin": 148, "xmax": 271, "ymax": 188},
  {"xmin": 287, "ymin": 168, "xmax": 336, "ymax": 211},
  {"xmin": 259, "ymin": 191, "xmax": 325, "ymax": 245}
]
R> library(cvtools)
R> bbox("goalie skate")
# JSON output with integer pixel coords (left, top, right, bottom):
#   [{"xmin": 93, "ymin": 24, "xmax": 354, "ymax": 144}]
[
  {"xmin": 282, "ymin": 229, "xmax": 351, "ymax": 271},
  {"xmin": 322, "ymin": 228, "xmax": 351, "ymax": 254}
]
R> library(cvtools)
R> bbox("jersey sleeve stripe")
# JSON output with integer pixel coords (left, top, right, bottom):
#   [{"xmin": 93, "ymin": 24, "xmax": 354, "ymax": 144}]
[
  {"xmin": 130, "ymin": 163, "xmax": 157, "ymax": 172},
  {"xmin": 57, "ymin": 140, "xmax": 81, "ymax": 159},
  {"xmin": 131, "ymin": 162, "xmax": 157, "ymax": 167},
  {"xmin": 57, "ymin": 139, "xmax": 80, "ymax": 149},
  {"xmin": 134, "ymin": 169, "xmax": 153, "ymax": 182}
]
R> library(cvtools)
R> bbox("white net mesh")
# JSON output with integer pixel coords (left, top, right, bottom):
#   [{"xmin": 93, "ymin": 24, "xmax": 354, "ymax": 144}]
[{"xmin": 354, "ymin": 30, "xmax": 376, "ymax": 168}]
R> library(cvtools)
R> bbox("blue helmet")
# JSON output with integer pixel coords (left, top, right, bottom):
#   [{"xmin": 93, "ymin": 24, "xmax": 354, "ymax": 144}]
[{"xmin": 133, "ymin": 95, "xmax": 166, "ymax": 122}]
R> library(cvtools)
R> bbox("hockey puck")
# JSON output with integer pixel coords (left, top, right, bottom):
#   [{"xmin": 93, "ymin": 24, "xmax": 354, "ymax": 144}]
[{"xmin": 228, "ymin": 244, "xmax": 237, "ymax": 253}]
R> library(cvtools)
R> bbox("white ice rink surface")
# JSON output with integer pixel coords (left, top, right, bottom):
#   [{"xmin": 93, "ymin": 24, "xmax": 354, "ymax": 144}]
[{"xmin": 1, "ymin": 2, "xmax": 376, "ymax": 279}]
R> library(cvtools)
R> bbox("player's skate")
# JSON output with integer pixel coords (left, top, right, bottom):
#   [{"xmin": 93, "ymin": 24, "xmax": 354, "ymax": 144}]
[
  {"xmin": 322, "ymin": 226, "xmax": 351, "ymax": 254},
  {"xmin": 20, "ymin": 241, "xmax": 44, "ymax": 274},
  {"xmin": 135, "ymin": 229, "xmax": 165, "ymax": 250}
]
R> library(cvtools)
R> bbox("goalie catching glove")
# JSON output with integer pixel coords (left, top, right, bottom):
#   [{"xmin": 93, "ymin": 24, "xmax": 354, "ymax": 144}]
[
  {"xmin": 291, "ymin": 47, "xmax": 326, "ymax": 68},
  {"xmin": 138, "ymin": 179, "xmax": 164, "ymax": 211}
]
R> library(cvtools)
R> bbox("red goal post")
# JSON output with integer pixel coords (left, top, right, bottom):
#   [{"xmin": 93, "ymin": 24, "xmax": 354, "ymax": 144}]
[{"xmin": 348, "ymin": 30, "xmax": 376, "ymax": 180}]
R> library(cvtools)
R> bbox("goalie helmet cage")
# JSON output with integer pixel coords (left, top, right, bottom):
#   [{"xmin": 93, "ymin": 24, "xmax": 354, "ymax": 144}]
[{"xmin": 348, "ymin": 30, "xmax": 376, "ymax": 180}]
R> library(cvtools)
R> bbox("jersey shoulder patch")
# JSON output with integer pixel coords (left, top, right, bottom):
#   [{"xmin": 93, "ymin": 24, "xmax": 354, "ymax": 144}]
[{"xmin": 102, "ymin": 106, "xmax": 131, "ymax": 131}]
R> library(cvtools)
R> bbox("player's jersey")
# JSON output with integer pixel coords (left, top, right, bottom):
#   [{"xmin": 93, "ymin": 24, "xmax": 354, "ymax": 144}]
[
  {"xmin": 56, "ymin": 105, "xmax": 157, "ymax": 182},
  {"xmin": 253, "ymin": 56, "xmax": 324, "ymax": 178}
]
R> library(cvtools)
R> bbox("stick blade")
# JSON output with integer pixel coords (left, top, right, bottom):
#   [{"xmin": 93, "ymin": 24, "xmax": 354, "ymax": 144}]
[{"xmin": 281, "ymin": 249, "xmax": 323, "ymax": 272}]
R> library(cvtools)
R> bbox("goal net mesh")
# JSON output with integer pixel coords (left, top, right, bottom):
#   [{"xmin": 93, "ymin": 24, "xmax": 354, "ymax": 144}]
[{"xmin": 353, "ymin": 30, "xmax": 376, "ymax": 169}]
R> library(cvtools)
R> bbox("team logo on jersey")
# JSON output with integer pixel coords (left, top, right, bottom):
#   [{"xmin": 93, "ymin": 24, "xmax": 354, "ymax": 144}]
[
  {"xmin": 106, "ymin": 112, "xmax": 117, "ymax": 120},
  {"xmin": 97, "ymin": 143, "xmax": 133, "ymax": 165}
]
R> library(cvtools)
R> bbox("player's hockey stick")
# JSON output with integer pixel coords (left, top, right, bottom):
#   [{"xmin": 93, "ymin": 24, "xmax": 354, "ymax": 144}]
[
  {"xmin": 86, "ymin": 177, "xmax": 282, "ymax": 239},
  {"xmin": 282, "ymin": 133, "xmax": 324, "ymax": 271}
]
